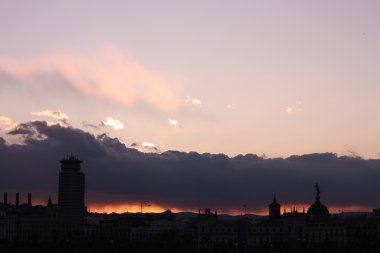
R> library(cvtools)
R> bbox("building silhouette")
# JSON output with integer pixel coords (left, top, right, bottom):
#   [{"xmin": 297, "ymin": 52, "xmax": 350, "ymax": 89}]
[
  {"xmin": 0, "ymin": 157, "xmax": 379, "ymax": 253},
  {"xmin": 58, "ymin": 155, "xmax": 85, "ymax": 222},
  {"xmin": 268, "ymin": 195, "xmax": 281, "ymax": 221},
  {"xmin": 307, "ymin": 183, "xmax": 330, "ymax": 222}
]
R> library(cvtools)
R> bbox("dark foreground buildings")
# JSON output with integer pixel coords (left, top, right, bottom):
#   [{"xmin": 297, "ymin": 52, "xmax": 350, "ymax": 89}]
[{"xmin": 0, "ymin": 157, "xmax": 379, "ymax": 253}]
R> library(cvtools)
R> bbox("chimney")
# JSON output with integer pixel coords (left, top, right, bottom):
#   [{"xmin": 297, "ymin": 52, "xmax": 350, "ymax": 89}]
[
  {"xmin": 27, "ymin": 193, "xmax": 32, "ymax": 206},
  {"xmin": 3, "ymin": 192, "xmax": 7, "ymax": 207},
  {"xmin": 16, "ymin": 192, "xmax": 19, "ymax": 207}
]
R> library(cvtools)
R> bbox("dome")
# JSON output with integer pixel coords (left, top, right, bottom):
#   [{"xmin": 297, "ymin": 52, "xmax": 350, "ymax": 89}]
[
  {"xmin": 307, "ymin": 184, "xmax": 330, "ymax": 222},
  {"xmin": 307, "ymin": 199, "xmax": 330, "ymax": 220}
]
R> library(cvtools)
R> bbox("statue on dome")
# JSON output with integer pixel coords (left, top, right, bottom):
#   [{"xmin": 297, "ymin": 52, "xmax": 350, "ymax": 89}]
[{"xmin": 315, "ymin": 184, "xmax": 321, "ymax": 200}]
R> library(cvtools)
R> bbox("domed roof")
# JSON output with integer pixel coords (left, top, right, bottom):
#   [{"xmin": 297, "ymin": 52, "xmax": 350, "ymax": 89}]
[
  {"xmin": 307, "ymin": 184, "xmax": 330, "ymax": 222},
  {"xmin": 307, "ymin": 200, "xmax": 330, "ymax": 218}
]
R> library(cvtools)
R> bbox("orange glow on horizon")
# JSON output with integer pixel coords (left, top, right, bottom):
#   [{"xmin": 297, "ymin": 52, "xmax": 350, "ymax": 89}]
[
  {"xmin": 87, "ymin": 202, "xmax": 374, "ymax": 215},
  {"xmin": 88, "ymin": 203, "xmax": 197, "ymax": 214}
]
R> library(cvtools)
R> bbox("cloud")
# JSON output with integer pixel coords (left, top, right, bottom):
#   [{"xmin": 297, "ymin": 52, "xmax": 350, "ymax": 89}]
[
  {"xmin": 185, "ymin": 96, "xmax": 202, "ymax": 106},
  {"xmin": 82, "ymin": 121, "xmax": 101, "ymax": 129},
  {"xmin": 142, "ymin": 142, "xmax": 155, "ymax": 148},
  {"xmin": 32, "ymin": 110, "xmax": 69, "ymax": 122},
  {"xmin": 130, "ymin": 141, "xmax": 160, "ymax": 153},
  {"xmin": 192, "ymin": 99, "xmax": 202, "ymax": 105},
  {"xmin": 8, "ymin": 121, "xmax": 49, "ymax": 142},
  {"xmin": 286, "ymin": 106, "xmax": 294, "ymax": 114},
  {"xmin": 0, "ymin": 46, "xmax": 180, "ymax": 112},
  {"xmin": 0, "ymin": 116, "xmax": 18, "ymax": 130},
  {"xmin": 347, "ymin": 150, "xmax": 362, "ymax": 159},
  {"xmin": 101, "ymin": 117, "xmax": 124, "ymax": 130},
  {"xmin": 168, "ymin": 119, "xmax": 178, "ymax": 126},
  {"xmin": 1, "ymin": 120, "xmax": 379, "ymax": 213},
  {"xmin": 0, "ymin": 116, "xmax": 12, "ymax": 126}
]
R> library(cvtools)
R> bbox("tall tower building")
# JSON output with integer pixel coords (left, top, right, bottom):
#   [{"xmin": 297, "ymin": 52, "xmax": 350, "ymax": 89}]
[
  {"xmin": 58, "ymin": 155, "xmax": 85, "ymax": 222},
  {"xmin": 269, "ymin": 195, "xmax": 281, "ymax": 220}
]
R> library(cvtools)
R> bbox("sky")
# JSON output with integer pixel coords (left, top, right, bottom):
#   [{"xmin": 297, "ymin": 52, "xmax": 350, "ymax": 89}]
[
  {"xmin": 0, "ymin": 0, "xmax": 379, "ymax": 158},
  {"xmin": 0, "ymin": 1, "xmax": 380, "ymax": 214}
]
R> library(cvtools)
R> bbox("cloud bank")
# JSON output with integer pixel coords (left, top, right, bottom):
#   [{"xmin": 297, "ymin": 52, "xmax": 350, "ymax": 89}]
[{"xmin": 0, "ymin": 120, "xmax": 379, "ymax": 213}]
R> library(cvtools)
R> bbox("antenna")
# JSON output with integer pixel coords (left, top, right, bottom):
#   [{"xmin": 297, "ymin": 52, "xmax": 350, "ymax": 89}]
[{"xmin": 140, "ymin": 202, "xmax": 152, "ymax": 213}]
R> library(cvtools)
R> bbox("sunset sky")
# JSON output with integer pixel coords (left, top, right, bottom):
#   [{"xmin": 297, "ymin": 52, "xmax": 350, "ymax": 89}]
[
  {"xmin": 0, "ymin": 1, "xmax": 380, "ymax": 214},
  {"xmin": 1, "ymin": 0, "xmax": 379, "ymax": 158}
]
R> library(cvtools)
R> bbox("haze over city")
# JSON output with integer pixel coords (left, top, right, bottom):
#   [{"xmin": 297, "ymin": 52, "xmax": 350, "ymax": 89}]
[{"xmin": 0, "ymin": 1, "xmax": 379, "ymax": 215}]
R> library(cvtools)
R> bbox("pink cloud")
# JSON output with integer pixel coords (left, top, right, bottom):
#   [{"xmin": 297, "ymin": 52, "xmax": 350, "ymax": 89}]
[{"xmin": 0, "ymin": 46, "xmax": 180, "ymax": 112}]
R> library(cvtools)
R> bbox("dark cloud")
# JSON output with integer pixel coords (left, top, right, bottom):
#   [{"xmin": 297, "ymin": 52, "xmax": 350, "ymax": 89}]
[
  {"xmin": 82, "ymin": 121, "xmax": 102, "ymax": 130},
  {"xmin": 0, "ymin": 120, "xmax": 379, "ymax": 212}
]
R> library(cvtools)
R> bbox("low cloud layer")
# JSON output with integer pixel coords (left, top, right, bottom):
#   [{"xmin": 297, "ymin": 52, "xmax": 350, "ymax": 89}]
[{"xmin": 0, "ymin": 120, "xmax": 379, "ymax": 213}]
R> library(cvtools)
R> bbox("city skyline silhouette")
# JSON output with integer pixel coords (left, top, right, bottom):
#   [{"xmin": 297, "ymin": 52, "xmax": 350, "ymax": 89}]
[{"xmin": 0, "ymin": 1, "xmax": 379, "ymax": 252}]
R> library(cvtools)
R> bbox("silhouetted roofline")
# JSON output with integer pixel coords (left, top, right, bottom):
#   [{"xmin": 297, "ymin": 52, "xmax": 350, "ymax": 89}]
[{"xmin": 60, "ymin": 154, "xmax": 82, "ymax": 163}]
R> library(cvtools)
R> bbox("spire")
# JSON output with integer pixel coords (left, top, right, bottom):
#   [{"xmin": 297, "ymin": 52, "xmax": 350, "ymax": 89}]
[
  {"xmin": 48, "ymin": 196, "xmax": 52, "ymax": 206},
  {"xmin": 273, "ymin": 195, "xmax": 277, "ymax": 204}
]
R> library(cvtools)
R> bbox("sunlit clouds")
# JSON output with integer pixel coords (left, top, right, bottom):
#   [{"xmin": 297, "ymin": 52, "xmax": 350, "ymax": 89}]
[
  {"xmin": 286, "ymin": 106, "xmax": 294, "ymax": 115},
  {"xmin": 0, "ymin": 46, "xmax": 181, "ymax": 112},
  {"xmin": 32, "ymin": 110, "xmax": 69, "ymax": 122},
  {"xmin": 130, "ymin": 141, "xmax": 160, "ymax": 153},
  {"xmin": 142, "ymin": 142, "xmax": 155, "ymax": 148},
  {"xmin": 101, "ymin": 117, "xmax": 124, "ymax": 130},
  {"xmin": 168, "ymin": 119, "xmax": 178, "ymax": 126},
  {"xmin": 0, "ymin": 116, "xmax": 17, "ymax": 130},
  {"xmin": 192, "ymin": 99, "xmax": 201, "ymax": 105}
]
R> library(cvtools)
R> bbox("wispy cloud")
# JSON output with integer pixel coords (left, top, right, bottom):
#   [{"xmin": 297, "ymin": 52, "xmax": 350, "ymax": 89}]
[
  {"xmin": 82, "ymin": 121, "xmax": 101, "ymax": 129},
  {"xmin": 32, "ymin": 110, "xmax": 69, "ymax": 122},
  {"xmin": 0, "ymin": 46, "xmax": 180, "ymax": 112},
  {"xmin": 101, "ymin": 117, "xmax": 124, "ymax": 130},
  {"xmin": 168, "ymin": 119, "xmax": 178, "ymax": 126}
]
